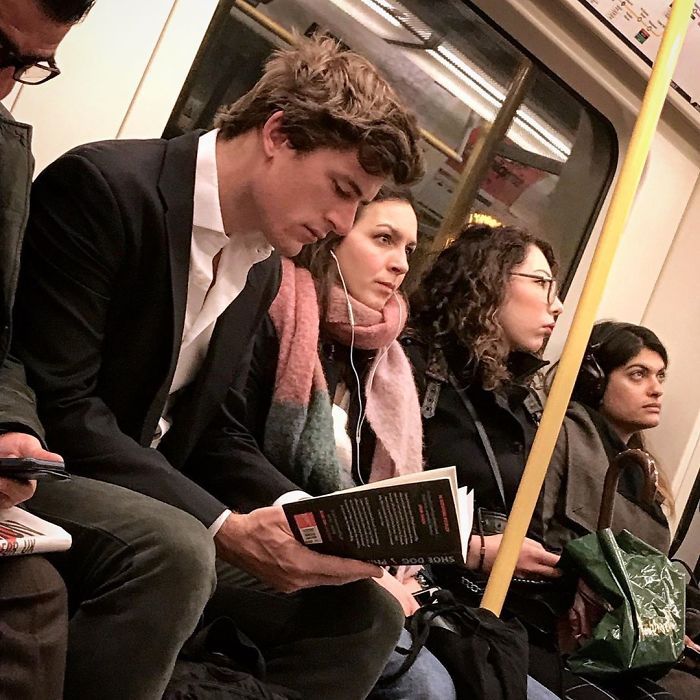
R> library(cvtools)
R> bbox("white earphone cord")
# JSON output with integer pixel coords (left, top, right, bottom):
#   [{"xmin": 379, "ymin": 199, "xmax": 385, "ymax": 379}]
[
  {"xmin": 330, "ymin": 251, "xmax": 403, "ymax": 485},
  {"xmin": 331, "ymin": 251, "xmax": 366, "ymax": 484}
]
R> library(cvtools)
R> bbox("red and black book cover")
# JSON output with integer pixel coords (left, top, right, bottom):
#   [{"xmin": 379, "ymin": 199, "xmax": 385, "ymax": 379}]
[{"xmin": 283, "ymin": 477, "xmax": 464, "ymax": 566}]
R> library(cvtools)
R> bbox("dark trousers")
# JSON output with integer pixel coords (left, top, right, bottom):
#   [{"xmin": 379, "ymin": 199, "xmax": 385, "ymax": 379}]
[
  {"xmin": 207, "ymin": 562, "xmax": 405, "ymax": 700},
  {"xmin": 29, "ymin": 476, "xmax": 404, "ymax": 700},
  {"xmin": 0, "ymin": 555, "xmax": 68, "ymax": 700},
  {"xmin": 28, "ymin": 476, "xmax": 217, "ymax": 700}
]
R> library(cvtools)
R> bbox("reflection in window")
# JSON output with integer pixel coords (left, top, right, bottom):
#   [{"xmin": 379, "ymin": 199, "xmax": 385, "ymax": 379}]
[{"xmin": 165, "ymin": 0, "xmax": 616, "ymax": 293}]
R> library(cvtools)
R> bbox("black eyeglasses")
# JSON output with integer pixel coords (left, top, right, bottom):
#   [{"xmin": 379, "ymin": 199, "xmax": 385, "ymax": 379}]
[
  {"xmin": 0, "ymin": 30, "xmax": 61, "ymax": 86},
  {"xmin": 510, "ymin": 272, "xmax": 559, "ymax": 305}
]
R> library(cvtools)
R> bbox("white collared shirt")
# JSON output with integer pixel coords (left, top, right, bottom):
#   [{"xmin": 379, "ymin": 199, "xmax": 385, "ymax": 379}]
[{"xmin": 152, "ymin": 129, "xmax": 272, "ymax": 535}]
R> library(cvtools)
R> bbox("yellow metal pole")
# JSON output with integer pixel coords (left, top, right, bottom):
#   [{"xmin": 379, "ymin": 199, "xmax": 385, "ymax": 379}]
[
  {"xmin": 432, "ymin": 58, "xmax": 534, "ymax": 252},
  {"xmin": 481, "ymin": 0, "xmax": 694, "ymax": 615}
]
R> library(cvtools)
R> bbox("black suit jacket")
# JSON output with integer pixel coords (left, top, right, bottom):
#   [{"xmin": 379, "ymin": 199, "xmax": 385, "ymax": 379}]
[{"xmin": 13, "ymin": 131, "xmax": 298, "ymax": 525}]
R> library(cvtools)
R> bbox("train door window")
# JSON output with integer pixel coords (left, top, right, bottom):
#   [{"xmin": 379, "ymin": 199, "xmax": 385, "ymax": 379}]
[{"xmin": 165, "ymin": 0, "xmax": 616, "ymax": 294}]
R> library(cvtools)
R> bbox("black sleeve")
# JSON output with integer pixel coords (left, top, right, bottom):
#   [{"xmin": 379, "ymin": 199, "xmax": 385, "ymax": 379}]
[
  {"xmin": 401, "ymin": 339, "xmax": 428, "ymax": 399},
  {"xmin": 244, "ymin": 314, "xmax": 277, "ymax": 446},
  {"xmin": 0, "ymin": 352, "xmax": 45, "ymax": 441},
  {"xmin": 184, "ymin": 314, "xmax": 302, "ymax": 513},
  {"xmin": 13, "ymin": 152, "xmax": 226, "ymax": 527}
]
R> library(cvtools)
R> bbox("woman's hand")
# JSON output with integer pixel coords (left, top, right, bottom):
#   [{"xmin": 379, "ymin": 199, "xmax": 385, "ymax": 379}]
[
  {"xmin": 375, "ymin": 569, "xmax": 420, "ymax": 616},
  {"xmin": 466, "ymin": 534, "xmax": 561, "ymax": 578},
  {"xmin": 685, "ymin": 635, "xmax": 700, "ymax": 654}
]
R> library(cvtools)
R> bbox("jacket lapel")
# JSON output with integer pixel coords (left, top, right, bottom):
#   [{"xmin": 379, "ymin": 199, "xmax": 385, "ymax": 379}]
[
  {"xmin": 159, "ymin": 254, "xmax": 282, "ymax": 466},
  {"xmin": 140, "ymin": 130, "xmax": 202, "ymax": 443}
]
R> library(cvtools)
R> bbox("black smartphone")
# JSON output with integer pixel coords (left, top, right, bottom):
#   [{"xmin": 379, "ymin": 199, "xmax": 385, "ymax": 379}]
[
  {"xmin": 412, "ymin": 586, "xmax": 440, "ymax": 606},
  {"xmin": 0, "ymin": 457, "xmax": 69, "ymax": 481}
]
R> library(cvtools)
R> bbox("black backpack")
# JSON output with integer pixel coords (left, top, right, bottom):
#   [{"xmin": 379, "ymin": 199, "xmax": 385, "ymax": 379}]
[{"xmin": 381, "ymin": 590, "xmax": 529, "ymax": 700}]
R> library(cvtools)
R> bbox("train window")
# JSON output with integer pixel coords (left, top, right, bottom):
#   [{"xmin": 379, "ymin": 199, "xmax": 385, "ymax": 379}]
[{"xmin": 165, "ymin": 0, "xmax": 616, "ymax": 293}]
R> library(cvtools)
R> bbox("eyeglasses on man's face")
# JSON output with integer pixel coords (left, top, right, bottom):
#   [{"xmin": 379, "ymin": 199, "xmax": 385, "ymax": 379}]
[
  {"xmin": 510, "ymin": 272, "xmax": 559, "ymax": 305},
  {"xmin": 0, "ymin": 29, "xmax": 61, "ymax": 86}
]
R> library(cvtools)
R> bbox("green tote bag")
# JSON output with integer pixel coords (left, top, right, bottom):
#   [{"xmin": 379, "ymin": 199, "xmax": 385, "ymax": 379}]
[
  {"xmin": 560, "ymin": 448, "xmax": 686, "ymax": 678},
  {"xmin": 561, "ymin": 520, "xmax": 685, "ymax": 677}
]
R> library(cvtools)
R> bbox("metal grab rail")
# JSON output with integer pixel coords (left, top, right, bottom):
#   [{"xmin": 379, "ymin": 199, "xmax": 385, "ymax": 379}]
[
  {"xmin": 481, "ymin": 0, "xmax": 694, "ymax": 615},
  {"xmin": 232, "ymin": 0, "xmax": 462, "ymax": 162}
]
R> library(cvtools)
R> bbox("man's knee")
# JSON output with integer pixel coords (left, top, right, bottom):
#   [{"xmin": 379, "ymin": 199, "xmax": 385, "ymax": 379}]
[
  {"xmin": 365, "ymin": 579, "xmax": 405, "ymax": 630},
  {"xmin": 129, "ymin": 500, "xmax": 218, "ymax": 606},
  {"xmin": 30, "ymin": 476, "xmax": 217, "ymax": 607},
  {"xmin": 338, "ymin": 579, "xmax": 405, "ymax": 644}
]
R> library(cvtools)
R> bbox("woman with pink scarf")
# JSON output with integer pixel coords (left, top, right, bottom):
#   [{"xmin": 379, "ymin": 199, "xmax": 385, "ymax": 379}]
[{"xmin": 244, "ymin": 185, "xmax": 456, "ymax": 699}]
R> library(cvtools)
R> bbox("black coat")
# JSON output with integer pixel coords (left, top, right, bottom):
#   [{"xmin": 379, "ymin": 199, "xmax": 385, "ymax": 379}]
[
  {"xmin": 403, "ymin": 338, "xmax": 544, "ymax": 533},
  {"xmin": 13, "ymin": 131, "xmax": 298, "ymax": 524}
]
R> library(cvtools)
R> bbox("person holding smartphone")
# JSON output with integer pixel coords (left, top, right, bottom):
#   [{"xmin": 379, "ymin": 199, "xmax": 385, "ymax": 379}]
[
  {"xmin": 1, "ymin": 4, "xmax": 220, "ymax": 700},
  {"xmin": 0, "ymin": 2, "xmax": 97, "ymax": 697}
]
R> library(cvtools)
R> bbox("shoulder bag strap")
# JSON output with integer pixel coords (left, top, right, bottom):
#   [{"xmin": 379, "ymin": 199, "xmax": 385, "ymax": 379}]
[
  {"xmin": 450, "ymin": 377, "xmax": 508, "ymax": 512},
  {"xmin": 420, "ymin": 344, "xmax": 508, "ymax": 510}
]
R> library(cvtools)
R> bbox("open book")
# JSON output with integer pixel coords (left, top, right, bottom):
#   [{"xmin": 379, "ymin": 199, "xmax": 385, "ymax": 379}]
[
  {"xmin": 283, "ymin": 467, "xmax": 473, "ymax": 566},
  {"xmin": 0, "ymin": 507, "xmax": 72, "ymax": 556}
]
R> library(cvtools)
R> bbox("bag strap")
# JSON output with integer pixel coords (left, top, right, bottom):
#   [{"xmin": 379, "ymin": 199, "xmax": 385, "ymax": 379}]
[
  {"xmin": 377, "ymin": 598, "xmax": 470, "ymax": 687},
  {"xmin": 451, "ymin": 380, "xmax": 508, "ymax": 512},
  {"xmin": 671, "ymin": 557, "xmax": 700, "ymax": 588},
  {"xmin": 376, "ymin": 614, "xmax": 432, "ymax": 687},
  {"xmin": 419, "ymin": 344, "xmax": 508, "ymax": 511}
]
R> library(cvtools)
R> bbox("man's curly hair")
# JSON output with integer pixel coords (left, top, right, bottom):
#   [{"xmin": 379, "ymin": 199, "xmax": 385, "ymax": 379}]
[
  {"xmin": 410, "ymin": 223, "xmax": 557, "ymax": 389},
  {"xmin": 215, "ymin": 33, "xmax": 424, "ymax": 185}
]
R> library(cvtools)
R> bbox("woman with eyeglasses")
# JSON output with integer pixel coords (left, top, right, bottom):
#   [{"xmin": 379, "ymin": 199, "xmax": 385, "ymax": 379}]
[
  {"xmin": 404, "ymin": 223, "xmax": 562, "ymax": 580},
  {"xmin": 403, "ymin": 223, "xmax": 564, "ymax": 695},
  {"xmin": 404, "ymin": 224, "xmax": 682, "ymax": 699}
]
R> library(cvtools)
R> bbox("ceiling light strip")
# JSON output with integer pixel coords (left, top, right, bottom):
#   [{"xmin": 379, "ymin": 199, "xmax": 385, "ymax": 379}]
[{"xmin": 358, "ymin": 0, "xmax": 401, "ymax": 27}]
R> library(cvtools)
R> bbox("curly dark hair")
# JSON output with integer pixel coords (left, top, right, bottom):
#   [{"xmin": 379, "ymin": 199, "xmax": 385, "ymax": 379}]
[
  {"xmin": 410, "ymin": 223, "xmax": 557, "ymax": 389},
  {"xmin": 215, "ymin": 34, "xmax": 424, "ymax": 185}
]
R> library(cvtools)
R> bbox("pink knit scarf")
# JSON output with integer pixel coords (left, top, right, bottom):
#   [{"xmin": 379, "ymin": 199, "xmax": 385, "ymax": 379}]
[{"xmin": 265, "ymin": 259, "xmax": 422, "ymax": 493}]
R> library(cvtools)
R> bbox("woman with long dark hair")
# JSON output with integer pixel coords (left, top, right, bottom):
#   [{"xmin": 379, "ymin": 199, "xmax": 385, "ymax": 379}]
[
  {"xmin": 405, "ymin": 223, "xmax": 678, "ymax": 699},
  {"xmin": 541, "ymin": 321, "xmax": 700, "ymax": 700},
  {"xmin": 541, "ymin": 321, "xmax": 672, "ymax": 552},
  {"xmin": 244, "ymin": 185, "xmax": 456, "ymax": 700}
]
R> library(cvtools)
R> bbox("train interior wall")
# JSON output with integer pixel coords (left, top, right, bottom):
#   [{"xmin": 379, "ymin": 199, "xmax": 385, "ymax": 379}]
[{"xmin": 2, "ymin": 0, "xmax": 699, "ymax": 556}]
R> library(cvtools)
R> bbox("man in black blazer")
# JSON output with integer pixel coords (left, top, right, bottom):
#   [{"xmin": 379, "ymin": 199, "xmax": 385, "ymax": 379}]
[
  {"xmin": 2, "ymin": 4, "xmax": 224, "ymax": 700},
  {"xmin": 15, "ymin": 35, "xmax": 425, "ymax": 699}
]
